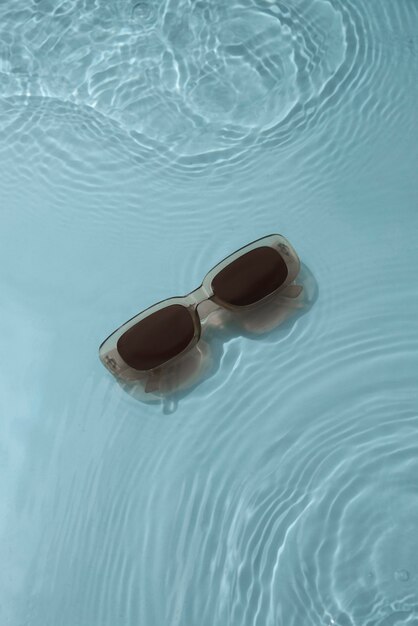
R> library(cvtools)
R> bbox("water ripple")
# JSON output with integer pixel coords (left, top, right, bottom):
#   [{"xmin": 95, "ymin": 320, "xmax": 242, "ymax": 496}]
[
  {"xmin": 106, "ymin": 277, "xmax": 418, "ymax": 623},
  {"xmin": 1, "ymin": 1, "xmax": 418, "ymax": 624},
  {"xmin": 1, "ymin": 0, "xmax": 408, "ymax": 173},
  {"xmin": 148, "ymin": 397, "xmax": 418, "ymax": 624}
]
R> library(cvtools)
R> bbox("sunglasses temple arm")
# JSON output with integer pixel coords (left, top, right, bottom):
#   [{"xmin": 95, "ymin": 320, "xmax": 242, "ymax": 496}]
[{"xmin": 279, "ymin": 284, "xmax": 303, "ymax": 299}]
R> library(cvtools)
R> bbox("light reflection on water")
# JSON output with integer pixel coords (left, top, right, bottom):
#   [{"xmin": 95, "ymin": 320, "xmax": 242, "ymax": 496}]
[{"xmin": 0, "ymin": 0, "xmax": 418, "ymax": 624}]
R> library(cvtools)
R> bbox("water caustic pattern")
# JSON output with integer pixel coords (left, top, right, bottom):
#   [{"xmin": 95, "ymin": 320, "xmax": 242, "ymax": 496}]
[
  {"xmin": 161, "ymin": 416, "xmax": 418, "ymax": 626},
  {"xmin": 1, "ymin": 0, "xmax": 343, "ymax": 156},
  {"xmin": 0, "ymin": 0, "xmax": 413, "ymax": 172},
  {"xmin": 1, "ymin": 0, "xmax": 418, "ymax": 625}
]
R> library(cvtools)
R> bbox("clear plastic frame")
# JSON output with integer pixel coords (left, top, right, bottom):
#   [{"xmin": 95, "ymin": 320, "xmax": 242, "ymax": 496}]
[{"xmin": 99, "ymin": 234, "xmax": 300, "ymax": 382}]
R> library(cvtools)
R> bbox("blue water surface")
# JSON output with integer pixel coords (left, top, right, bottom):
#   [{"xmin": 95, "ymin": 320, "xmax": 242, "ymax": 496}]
[{"xmin": 1, "ymin": 0, "xmax": 418, "ymax": 624}]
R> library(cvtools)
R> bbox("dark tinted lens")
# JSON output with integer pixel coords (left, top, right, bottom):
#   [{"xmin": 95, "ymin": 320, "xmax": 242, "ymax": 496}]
[
  {"xmin": 212, "ymin": 246, "xmax": 288, "ymax": 306},
  {"xmin": 117, "ymin": 304, "xmax": 196, "ymax": 370}
]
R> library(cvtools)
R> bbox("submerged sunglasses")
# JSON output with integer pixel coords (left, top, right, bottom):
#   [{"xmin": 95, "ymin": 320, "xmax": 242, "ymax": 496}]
[{"xmin": 99, "ymin": 234, "xmax": 300, "ymax": 380}]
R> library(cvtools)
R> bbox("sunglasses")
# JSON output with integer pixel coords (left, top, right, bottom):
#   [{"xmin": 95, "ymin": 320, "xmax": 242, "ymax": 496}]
[{"xmin": 99, "ymin": 234, "xmax": 300, "ymax": 380}]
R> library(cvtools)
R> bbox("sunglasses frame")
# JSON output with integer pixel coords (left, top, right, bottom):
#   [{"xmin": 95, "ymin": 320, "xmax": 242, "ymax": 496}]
[{"xmin": 99, "ymin": 234, "xmax": 300, "ymax": 380}]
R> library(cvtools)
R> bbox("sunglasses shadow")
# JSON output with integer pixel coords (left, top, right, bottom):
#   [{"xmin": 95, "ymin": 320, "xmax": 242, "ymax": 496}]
[{"xmin": 115, "ymin": 263, "xmax": 318, "ymax": 413}]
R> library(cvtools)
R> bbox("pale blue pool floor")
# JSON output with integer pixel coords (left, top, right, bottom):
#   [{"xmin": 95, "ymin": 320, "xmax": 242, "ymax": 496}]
[{"xmin": 1, "ymin": 0, "xmax": 418, "ymax": 624}]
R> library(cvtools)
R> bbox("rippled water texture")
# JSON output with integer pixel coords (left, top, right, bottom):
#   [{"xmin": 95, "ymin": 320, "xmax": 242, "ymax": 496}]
[{"xmin": 1, "ymin": 0, "xmax": 418, "ymax": 624}]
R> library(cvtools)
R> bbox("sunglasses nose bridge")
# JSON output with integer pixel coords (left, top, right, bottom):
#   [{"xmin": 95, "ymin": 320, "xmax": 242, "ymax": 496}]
[
  {"xmin": 188, "ymin": 284, "xmax": 215, "ymax": 323},
  {"xmin": 189, "ymin": 284, "xmax": 211, "ymax": 304}
]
